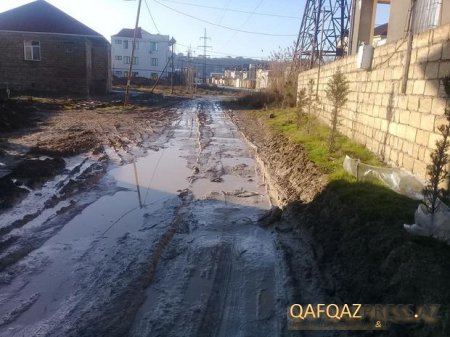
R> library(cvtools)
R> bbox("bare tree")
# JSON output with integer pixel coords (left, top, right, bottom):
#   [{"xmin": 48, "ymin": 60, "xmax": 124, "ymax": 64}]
[{"xmin": 325, "ymin": 69, "xmax": 349, "ymax": 152}]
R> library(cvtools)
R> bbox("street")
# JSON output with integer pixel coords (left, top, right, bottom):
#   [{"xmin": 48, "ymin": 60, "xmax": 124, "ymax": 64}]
[{"xmin": 0, "ymin": 99, "xmax": 286, "ymax": 336}]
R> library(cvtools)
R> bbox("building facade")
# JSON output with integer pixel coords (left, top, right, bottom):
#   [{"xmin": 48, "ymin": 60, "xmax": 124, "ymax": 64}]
[
  {"xmin": 0, "ymin": 0, "xmax": 111, "ymax": 96},
  {"xmin": 111, "ymin": 28, "xmax": 170, "ymax": 79}
]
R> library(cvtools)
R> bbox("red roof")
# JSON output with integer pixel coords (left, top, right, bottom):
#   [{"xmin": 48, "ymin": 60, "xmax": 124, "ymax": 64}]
[{"xmin": 0, "ymin": 0, "xmax": 104, "ymax": 37}]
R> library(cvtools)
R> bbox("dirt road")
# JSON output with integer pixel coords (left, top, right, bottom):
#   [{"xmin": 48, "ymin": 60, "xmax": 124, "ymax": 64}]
[{"xmin": 0, "ymin": 99, "xmax": 295, "ymax": 336}]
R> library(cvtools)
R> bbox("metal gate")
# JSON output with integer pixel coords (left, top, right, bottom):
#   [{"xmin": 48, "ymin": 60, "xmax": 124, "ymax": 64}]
[{"xmin": 413, "ymin": 0, "xmax": 442, "ymax": 33}]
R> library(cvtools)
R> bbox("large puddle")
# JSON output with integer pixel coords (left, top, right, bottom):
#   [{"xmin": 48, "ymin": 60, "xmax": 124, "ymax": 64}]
[{"xmin": 0, "ymin": 99, "xmax": 272, "ymax": 336}]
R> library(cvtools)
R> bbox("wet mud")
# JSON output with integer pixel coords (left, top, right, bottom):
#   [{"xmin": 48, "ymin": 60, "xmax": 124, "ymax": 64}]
[{"xmin": 0, "ymin": 99, "xmax": 298, "ymax": 337}]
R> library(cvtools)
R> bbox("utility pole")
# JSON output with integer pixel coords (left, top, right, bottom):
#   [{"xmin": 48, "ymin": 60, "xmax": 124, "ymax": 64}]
[
  {"xmin": 124, "ymin": 0, "xmax": 142, "ymax": 107},
  {"xmin": 170, "ymin": 37, "xmax": 176, "ymax": 94},
  {"xmin": 401, "ymin": 0, "xmax": 417, "ymax": 94},
  {"xmin": 186, "ymin": 47, "xmax": 194, "ymax": 93},
  {"xmin": 198, "ymin": 28, "xmax": 212, "ymax": 84}
]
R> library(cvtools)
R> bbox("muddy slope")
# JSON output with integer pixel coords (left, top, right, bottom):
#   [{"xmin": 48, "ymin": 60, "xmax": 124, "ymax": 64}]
[{"xmin": 230, "ymin": 109, "xmax": 450, "ymax": 337}]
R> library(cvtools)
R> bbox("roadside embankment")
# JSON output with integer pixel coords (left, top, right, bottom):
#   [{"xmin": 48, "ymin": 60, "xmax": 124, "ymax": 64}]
[{"xmin": 227, "ymin": 104, "xmax": 450, "ymax": 337}]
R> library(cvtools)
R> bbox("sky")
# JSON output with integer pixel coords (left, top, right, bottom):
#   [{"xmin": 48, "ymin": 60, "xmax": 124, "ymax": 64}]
[{"xmin": 0, "ymin": 0, "xmax": 390, "ymax": 60}]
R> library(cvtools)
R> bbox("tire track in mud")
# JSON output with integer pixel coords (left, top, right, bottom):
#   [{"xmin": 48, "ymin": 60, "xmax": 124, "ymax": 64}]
[
  {"xmin": 0, "ymin": 99, "xmax": 293, "ymax": 337},
  {"xmin": 127, "ymin": 100, "xmax": 283, "ymax": 337}
]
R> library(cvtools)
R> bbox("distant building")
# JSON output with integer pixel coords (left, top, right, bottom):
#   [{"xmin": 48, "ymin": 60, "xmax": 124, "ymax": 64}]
[
  {"xmin": 0, "ymin": 0, "xmax": 111, "ymax": 95},
  {"xmin": 373, "ymin": 23, "xmax": 388, "ymax": 47},
  {"xmin": 111, "ymin": 28, "xmax": 170, "ymax": 80}
]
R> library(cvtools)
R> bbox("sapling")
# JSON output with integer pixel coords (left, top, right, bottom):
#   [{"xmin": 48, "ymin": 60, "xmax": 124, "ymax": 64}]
[
  {"xmin": 423, "ymin": 108, "xmax": 450, "ymax": 217},
  {"xmin": 325, "ymin": 69, "xmax": 349, "ymax": 152},
  {"xmin": 296, "ymin": 88, "xmax": 309, "ymax": 130},
  {"xmin": 305, "ymin": 79, "xmax": 317, "ymax": 134}
]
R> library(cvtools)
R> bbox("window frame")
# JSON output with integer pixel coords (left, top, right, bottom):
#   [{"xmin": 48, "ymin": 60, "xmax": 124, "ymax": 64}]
[
  {"xmin": 151, "ymin": 58, "xmax": 158, "ymax": 66},
  {"xmin": 24, "ymin": 40, "xmax": 41, "ymax": 61}
]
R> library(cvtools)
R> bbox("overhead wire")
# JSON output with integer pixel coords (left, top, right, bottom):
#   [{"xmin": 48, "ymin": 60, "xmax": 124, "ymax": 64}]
[
  {"xmin": 150, "ymin": 0, "xmax": 297, "ymax": 37},
  {"xmin": 158, "ymin": 0, "xmax": 299, "ymax": 19},
  {"xmin": 218, "ymin": 0, "xmax": 265, "ymax": 52},
  {"xmin": 144, "ymin": 0, "xmax": 160, "ymax": 34}
]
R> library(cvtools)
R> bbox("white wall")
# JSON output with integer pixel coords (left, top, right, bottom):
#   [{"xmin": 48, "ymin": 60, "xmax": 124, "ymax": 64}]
[{"xmin": 111, "ymin": 32, "xmax": 170, "ymax": 79}]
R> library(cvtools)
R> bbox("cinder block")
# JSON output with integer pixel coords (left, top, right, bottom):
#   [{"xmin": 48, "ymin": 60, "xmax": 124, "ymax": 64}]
[
  {"xmin": 424, "ymin": 80, "xmax": 440, "ymax": 96},
  {"xmin": 439, "ymin": 61, "xmax": 450, "ymax": 78},
  {"xmin": 398, "ymin": 96, "xmax": 408, "ymax": 109},
  {"xmin": 413, "ymin": 80, "xmax": 426, "ymax": 95},
  {"xmin": 398, "ymin": 124, "xmax": 407, "ymax": 138},
  {"xmin": 402, "ymin": 154, "xmax": 415, "ymax": 171},
  {"xmin": 413, "ymin": 159, "xmax": 428, "ymax": 178},
  {"xmin": 405, "ymin": 126, "xmax": 417, "ymax": 142},
  {"xmin": 408, "ymin": 111, "xmax": 421, "ymax": 128},
  {"xmin": 407, "ymin": 96, "xmax": 420, "ymax": 111},
  {"xmin": 425, "ymin": 62, "xmax": 440, "ymax": 79},
  {"xmin": 399, "ymin": 110, "xmax": 410, "ymax": 124},
  {"xmin": 416, "ymin": 129, "xmax": 430, "ymax": 146},
  {"xmin": 419, "ymin": 97, "xmax": 433, "ymax": 113},
  {"xmin": 428, "ymin": 132, "xmax": 442, "ymax": 149},
  {"xmin": 431, "ymin": 25, "xmax": 450, "ymax": 44},
  {"xmin": 442, "ymin": 43, "xmax": 450, "ymax": 61},
  {"xmin": 434, "ymin": 115, "xmax": 449, "ymax": 133},
  {"xmin": 420, "ymin": 113, "xmax": 435, "ymax": 131},
  {"xmin": 431, "ymin": 97, "xmax": 447, "ymax": 115},
  {"xmin": 428, "ymin": 43, "xmax": 443, "ymax": 61},
  {"xmin": 417, "ymin": 47, "xmax": 429, "ymax": 62}
]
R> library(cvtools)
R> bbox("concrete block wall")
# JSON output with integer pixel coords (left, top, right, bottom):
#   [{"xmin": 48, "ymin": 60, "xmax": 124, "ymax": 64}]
[
  {"xmin": 0, "ymin": 32, "xmax": 111, "ymax": 96},
  {"xmin": 298, "ymin": 24, "xmax": 450, "ymax": 179}
]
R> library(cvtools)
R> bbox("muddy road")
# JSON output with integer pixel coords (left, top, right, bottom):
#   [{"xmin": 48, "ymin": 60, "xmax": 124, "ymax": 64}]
[{"xmin": 0, "ymin": 99, "xmax": 300, "ymax": 336}]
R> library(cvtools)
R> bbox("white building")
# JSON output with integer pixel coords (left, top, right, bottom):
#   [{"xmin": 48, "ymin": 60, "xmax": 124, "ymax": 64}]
[{"xmin": 111, "ymin": 27, "xmax": 170, "ymax": 79}]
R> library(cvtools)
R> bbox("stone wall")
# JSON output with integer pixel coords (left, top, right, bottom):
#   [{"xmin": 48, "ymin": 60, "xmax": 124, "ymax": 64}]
[
  {"xmin": 298, "ymin": 24, "xmax": 450, "ymax": 179},
  {"xmin": 0, "ymin": 32, "xmax": 111, "ymax": 96}
]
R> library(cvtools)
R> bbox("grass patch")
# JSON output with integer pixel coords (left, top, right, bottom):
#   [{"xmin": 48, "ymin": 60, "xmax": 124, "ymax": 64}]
[
  {"xmin": 237, "ymin": 106, "xmax": 420, "ymax": 225},
  {"xmin": 260, "ymin": 107, "xmax": 383, "ymax": 181}
]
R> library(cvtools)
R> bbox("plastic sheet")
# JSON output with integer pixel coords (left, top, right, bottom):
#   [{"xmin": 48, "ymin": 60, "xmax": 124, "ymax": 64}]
[
  {"xmin": 343, "ymin": 155, "xmax": 424, "ymax": 200},
  {"xmin": 404, "ymin": 202, "xmax": 450, "ymax": 244}
]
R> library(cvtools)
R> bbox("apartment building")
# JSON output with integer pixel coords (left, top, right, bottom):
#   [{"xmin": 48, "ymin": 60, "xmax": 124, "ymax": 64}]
[{"xmin": 111, "ymin": 27, "xmax": 170, "ymax": 79}]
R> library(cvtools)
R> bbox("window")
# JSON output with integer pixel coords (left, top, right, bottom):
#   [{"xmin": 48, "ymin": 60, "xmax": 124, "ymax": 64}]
[
  {"xmin": 150, "ymin": 42, "xmax": 158, "ymax": 52},
  {"xmin": 151, "ymin": 58, "xmax": 158, "ymax": 66},
  {"xmin": 123, "ymin": 40, "xmax": 129, "ymax": 49},
  {"xmin": 151, "ymin": 73, "xmax": 158, "ymax": 79},
  {"xmin": 64, "ymin": 42, "xmax": 74, "ymax": 54},
  {"xmin": 24, "ymin": 41, "xmax": 41, "ymax": 61},
  {"xmin": 132, "ymin": 72, "xmax": 139, "ymax": 77},
  {"xmin": 115, "ymin": 39, "xmax": 122, "ymax": 44},
  {"xmin": 123, "ymin": 56, "xmax": 137, "ymax": 65},
  {"xmin": 115, "ymin": 70, "xmax": 123, "ymax": 76},
  {"xmin": 115, "ymin": 55, "xmax": 122, "ymax": 61},
  {"xmin": 133, "ymin": 41, "xmax": 139, "ymax": 50},
  {"xmin": 124, "ymin": 71, "xmax": 129, "ymax": 78}
]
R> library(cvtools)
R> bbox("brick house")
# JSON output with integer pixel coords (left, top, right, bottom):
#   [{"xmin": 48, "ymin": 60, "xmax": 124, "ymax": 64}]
[{"xmin": 0, "ymin": 0, "xmax": 111, "ymax": 96}]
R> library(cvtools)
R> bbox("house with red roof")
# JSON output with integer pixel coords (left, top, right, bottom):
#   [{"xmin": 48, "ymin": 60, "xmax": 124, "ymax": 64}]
[{"xmin": 0, "ymin": 0, "xmax": 111, "ymax": 96}]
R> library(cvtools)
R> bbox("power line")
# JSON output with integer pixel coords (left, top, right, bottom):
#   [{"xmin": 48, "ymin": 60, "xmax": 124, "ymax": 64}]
[
  {"xmin": 198, "ymin": 28, "xmax": 212, "ymax": 83},
  {"xmin": 175, "ymin": 41, "xmax": 266, "ymax": 60},
  {"xmin": 159, "ymin": 0, "xmax": 299, "ymax": 19},
  {"xmin": 151, "ymin": 0, "xmax": 297, "ymax": 37},
  {"xmin": 144, "ymin": 0, "xmax": 160, "ymax": 34},
  {"xmin": 219, "ymin": 0, "xmax": 265, "ymax": 52}
]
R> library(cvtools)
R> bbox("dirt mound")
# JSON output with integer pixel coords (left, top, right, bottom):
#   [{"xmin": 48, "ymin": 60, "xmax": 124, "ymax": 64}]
[{"xmin": 228, "ymin": 110, "xmax": 326, "ymax": 205}]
